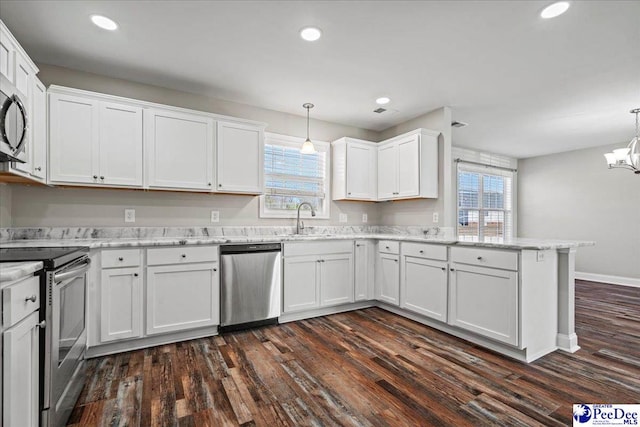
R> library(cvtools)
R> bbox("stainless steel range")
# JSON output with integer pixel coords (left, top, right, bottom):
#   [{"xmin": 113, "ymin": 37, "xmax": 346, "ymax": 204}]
[{"xmin": 0, "ymin": 246, "xmax": 90, "ymax": 427}]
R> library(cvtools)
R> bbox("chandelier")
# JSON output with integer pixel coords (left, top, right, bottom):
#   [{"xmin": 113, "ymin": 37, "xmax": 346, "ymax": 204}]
[{"xmin": 604, "ymin": 108, "xmax": 640, "ymax": 174}]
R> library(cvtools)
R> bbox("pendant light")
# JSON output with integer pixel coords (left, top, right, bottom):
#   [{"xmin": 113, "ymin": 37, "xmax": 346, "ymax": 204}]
[
  {"xmin": 604, "ymin": 108, "xmax": 640, "ymax": 174},
  {"xmin": 300, "ymin": 103, "xmax": 317, "ymax": 154}
]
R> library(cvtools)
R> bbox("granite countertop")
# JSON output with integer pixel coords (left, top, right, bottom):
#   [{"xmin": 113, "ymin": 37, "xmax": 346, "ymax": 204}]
[
  {"xmin": 0, "ymin": 261, "xmax": 43, "ymax": 283},
  {"xmin": 0, "ymin": 233, "xmax": 594, "ymax": 251}
]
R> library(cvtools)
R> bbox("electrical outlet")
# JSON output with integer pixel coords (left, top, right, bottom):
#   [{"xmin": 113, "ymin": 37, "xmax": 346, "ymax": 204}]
[
  {"xmin": 433, "ymin": 212, "xmax": 439, "ymax": 223},
  {"xmin": 362, "ymin": 213, "xmax": 368, "ymax": 223},
  {"xmin": 124, "ymin": 209, "xmax": 135, "ymax": 223},
  {"xmin": 210, "ymin": 210, "xmax": 220, "ymax": 223},
  {"xmin": 339, "ymin": 213, "xmax": 348, "ymax": 223}
]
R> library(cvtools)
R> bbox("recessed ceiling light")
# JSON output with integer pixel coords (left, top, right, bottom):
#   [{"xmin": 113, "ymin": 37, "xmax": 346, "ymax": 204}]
[
  {"xmin": 91, "ymin": 14, "xmax": 118, "ymax": 31},
  {"xmin": 540, "ymin": 2, "xmax": 570, "ymax": 19},
  {"xmin": 300, "ymin": 27, "xmax": 322, "ymax": 42},
  {"xmin": 376, "ymin": 97, "xmax": 391, "ymax": 105}
]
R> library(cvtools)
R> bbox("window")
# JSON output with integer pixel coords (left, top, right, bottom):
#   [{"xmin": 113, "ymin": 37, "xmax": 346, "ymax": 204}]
[
  {"xmin": 457, "ymin": 163, "xmax": 514, "ymax": 242},
  {"xmin": 260, "ymin": 133, "xmax": 330, "ymax": 218}
]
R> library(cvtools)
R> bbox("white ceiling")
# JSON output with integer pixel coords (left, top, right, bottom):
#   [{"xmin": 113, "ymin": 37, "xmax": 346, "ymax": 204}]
[{"xmin": 1, "ymin": 1, "xmax": 639, "ymax": 158}]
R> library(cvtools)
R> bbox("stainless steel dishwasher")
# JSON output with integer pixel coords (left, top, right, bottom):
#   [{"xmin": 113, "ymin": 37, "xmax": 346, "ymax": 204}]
[{"xmin": 219, "ymin": 243, "xmax": 282, "ymax": 332}]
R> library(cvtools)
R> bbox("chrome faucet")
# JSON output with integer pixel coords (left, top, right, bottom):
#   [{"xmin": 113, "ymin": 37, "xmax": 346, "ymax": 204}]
[{"xmin": 296, "ymin": 202, "xmax": 316, "ymax": 234}]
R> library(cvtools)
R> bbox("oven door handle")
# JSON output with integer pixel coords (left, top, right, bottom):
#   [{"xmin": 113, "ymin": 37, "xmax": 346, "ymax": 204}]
[{"xmin": 54, "ymin": 258, "xmax": 91, "ymax": 283}]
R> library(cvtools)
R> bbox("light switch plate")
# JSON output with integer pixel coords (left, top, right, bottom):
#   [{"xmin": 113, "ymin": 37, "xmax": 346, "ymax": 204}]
[
  {"xmin": 433, "ymin": 212, "xmax": 439, "ymax": 223},
  {"xmin": 339, "ymin": 213, "xmax": 348, "ymax": 223},
  {"xmin": 210, "ymin": 210, "xmax": 220, "ymax": 223},
  {"xmin": 362, "ymin": 213, "xmax": 368, "ymax": 223},
  {"xmin": 124, "ymin": 209, "xmax": 135, "ymax": 223}
]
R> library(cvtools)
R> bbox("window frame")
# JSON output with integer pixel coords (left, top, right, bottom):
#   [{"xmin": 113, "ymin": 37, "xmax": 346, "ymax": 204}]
[
  {"xmin": 259, "ymin": 132, "xmax": 331, "ymax": 219},
  {"xmin": 456, "ymin": 163, "xmax": 516, "ymax": 241}
]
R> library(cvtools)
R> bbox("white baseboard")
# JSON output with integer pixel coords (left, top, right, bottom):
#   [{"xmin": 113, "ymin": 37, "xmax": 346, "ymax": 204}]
[{"xmin": 576, "ymin": 271, "xmax": 640, "ymax": 288}]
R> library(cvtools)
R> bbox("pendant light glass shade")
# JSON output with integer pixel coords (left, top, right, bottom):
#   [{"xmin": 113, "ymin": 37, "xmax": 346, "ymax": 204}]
[
  {"xmin": 604, "ymin": 108, "xmax": 640, "ymax": 174},
  {"xmin": 301, "ymin": 103, "xmax": 317, "ymax": 154}
]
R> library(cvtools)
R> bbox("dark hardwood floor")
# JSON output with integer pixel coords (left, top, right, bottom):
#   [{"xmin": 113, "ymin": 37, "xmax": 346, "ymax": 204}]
[{"xmin": 68, "ymin": 280, "xmax": 640, "ymax": 426}]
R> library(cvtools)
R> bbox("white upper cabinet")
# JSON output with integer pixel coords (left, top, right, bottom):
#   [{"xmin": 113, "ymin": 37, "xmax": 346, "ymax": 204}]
[
  {"xmin": 332, "ymin": 138, "xmax": 377, "ymax": 201},
  {"xmin": 377, "ymin": 143, "xmax": 398, "ymax": 199},
  {"xmin": 29, "ymin": 78, "xmax": 47, "ymax": 181},
  {"xmin": 145, "ymin": 108, "xmax": 214, "ymax": 191},
  {"xmin": 49, "ymin": 92, "xmax": 99, "ymax": 184},
  {"xmin": 377, "ymin": 129, "xmax": 439, "ymax": 201},
  {"xmin": 216, "ymin": 121, "xmax": 264, "ymax": 194},
  {"xmin": 49, "ymin": 89, "xmax": 143, "ymax": 187},
  {"xmin": 99, "ymin": 102, "xmax": 143, "ymax": 186}
]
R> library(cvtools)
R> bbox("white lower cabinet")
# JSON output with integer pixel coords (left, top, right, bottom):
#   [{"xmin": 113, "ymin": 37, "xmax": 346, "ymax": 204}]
[
  {"xmin": 100, "ymin": 266, "xmax": 143, "ymax": 342},
  {"xmin": 401, "ymin": 256, "xmax": 448, "ymax": 322},
  {"xmin": 354, "ymin": 240, "xmax": 375, "ymax": 301},
  {"xmin": 448, "ymin": 263, "xmax": 518, "ymax": 346},
  {"xmin": 2, "ymin": 274, "xmax": 41, "ymax": 427},
  {"xmin": 283, "ymin": 242, "xmax": 354, "ymax": 314},
  {"xmin": 320, "ymin": 254, "xmax": 354, "ymax": 306},
  {"xmin": 376, "ymin": 252, "xmax": 400, "ymax": 305},
  {"xmin": 146, "ymin": 262, "xmax": 219, "ymax": 335},
  {"xmin": 283, "ymin": 256, "xmax": 319, "ymax": 312}
]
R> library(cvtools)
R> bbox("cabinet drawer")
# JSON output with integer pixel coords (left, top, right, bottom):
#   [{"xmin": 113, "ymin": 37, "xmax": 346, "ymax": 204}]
[
  {"xmin": 2, "ymin": 275, "xmax": 40, "ymax": 327},
  {"xmin": 450, "ymin": 247, "xmax": 518, "ymax": 271},
  {"xmin": 284, "ymin": 241, "xmax": 353, "ymax": 257},
  {"xmin": 401, "ymin": 242, "xmax": 447, "ymax": 261},
  {"xmin": 102, "ymin": 249, "xmax": 142, "ymax": 268},
  {"xmin": 147, "ymin": 245, "xmax": 218, "ymax": 266},
  {"xmin": 378, "ymin": 240, "xmax": 400, "ymax": 254}
]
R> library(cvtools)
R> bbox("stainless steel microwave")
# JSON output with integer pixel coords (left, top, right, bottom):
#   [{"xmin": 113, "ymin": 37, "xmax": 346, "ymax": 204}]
[{"xmin": 0, "ymin": 73, "xmax": 28, "ymax": 163}]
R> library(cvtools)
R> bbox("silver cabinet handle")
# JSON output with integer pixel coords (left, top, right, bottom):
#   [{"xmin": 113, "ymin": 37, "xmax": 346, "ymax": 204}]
[
  {"xmin": 477, "ymin": 256, "xmax": 483, "ymax": 260},
  {"xmin": 37, "ymin": 320, "xmax": 46, "ymax": 329},
  {"xmin": 134, "ymin": 273, "xmax": 139, "ymax": 277},
  {"xmin": 25, "ymin": 294, "xmax": 37, "ymax": 303},
  {"xmin": 213, "ymin": 268, "xmax": 217, "ymax": 272},
  {"xmin": 385, "ymin": 246, "xmax": 390, "ymax": 249},
  {"xmin": 100, "ymin": 176, "xmax": 105, "ymax": 180},
  {"xmin": 218, "ymin": 184, "xmax": 222, "ymax": 187},
  {"xmin": 441, "ymin": 267, "xmax": 446, "ymax": 271},
  {"xmin": 419, "ymin": 250, "xmax": 424, "ymax": 254},
  {"xmin": 181, "ymin": 254, "xmax": 187, "ymax": 258},
  {"xmin": 208, "ymin": 182, "xmax": 212, "ymax": 186},
  {"xmin": 93, "ymin": 175, "xmax": 98, "ymax": 179},
  {"xmin": 35, "ymin": 166, "xmax": 41, "ymax": 171},
  {"xmin": 450, "ymin": 268, "xmax": 455, "ymax": 272},
  {"xmin": 118, "ymin": 257, "xmax": 124, "ymax": 261}
]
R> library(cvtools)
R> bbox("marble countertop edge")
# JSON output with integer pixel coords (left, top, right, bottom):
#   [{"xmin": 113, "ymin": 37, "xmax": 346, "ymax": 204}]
[
  {"xmin": 0, "ymin": 261, "xmax": 44, "ymax": 283},
  {"xmin": 0, "ymin": 234, "xmax": 595, "ymax": 251}
]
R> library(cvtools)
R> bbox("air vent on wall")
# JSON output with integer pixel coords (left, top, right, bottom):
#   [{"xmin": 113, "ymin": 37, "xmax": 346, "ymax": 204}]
[{"xmin": 451, "ymin": 121, "xmax": 469, "ymax": 128}]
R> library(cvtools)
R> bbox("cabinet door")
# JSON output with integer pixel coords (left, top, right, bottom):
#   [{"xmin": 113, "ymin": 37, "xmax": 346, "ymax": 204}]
[
  {"xmin": 100, "ymin": 267, "xmax": 142, "ymax": 342},
  {"xmin": 3, "ymin": 311, "xmax": 39, "ymax": 427},
  {"xmin": 377, "ymin": 143, "xmax": 397, "ymax": 199},
  {"xmin": 376, "ymin": 253, "xmax": 399, "ymax": 305},
  {"xmin": 146, "ymin": 262, "xmax": 219, "ymax": 335},
  {"xmin": 29, "ymin": 78, "xmax": 47, "ymax": 181},
  {"xmin": 449, "ymin": 263, "xmax": 518, "ymax": 346},
  {"xmin": 354, "ymin": 240, "xmax": 375, "ymax": 301},
  {"xmin": 320, "ymin": 253, "xmax": 354, "ymax": 307},
  {"xmin": 401, "ymin": 256, "xmax": 448, "ymax": 321},
  {"xmin": 99, "ymin": 101, "xmax": 143, "ymax": 187},
  {"xmin": 145, "ymin": 108, "xmax": 214, "ymax": 191},
  {"xmin": 397, "ymin": 135, "xmax": 420, "ymax": 198},
  {"xmin": 0, "ymin": 27, "xmax": 15, "ymax": 83},
  {"xmin": 216, "ymin": 121, "xmax": 263, "ymax": 193},
  {"xmin": 346, "ymin": 143, "xmax": 376, "ymax": 200},
  {"xmin": 283, "ymin": 256, "xmax": 319, "ymax": 313},
  {"xmin": 49, "ymin": 93, "xmax": 99, "ymax": 184}
]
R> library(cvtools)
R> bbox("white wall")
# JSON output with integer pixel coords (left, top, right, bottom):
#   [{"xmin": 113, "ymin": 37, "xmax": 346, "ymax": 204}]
[
  {"xmin": 518, "ymin": 143, "xmax": 640, "ymax": 281},
  {"xmin": 4, "ymin": 64, "xmax": 381, "ymax": 228}
]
